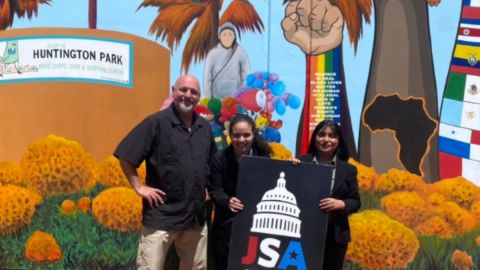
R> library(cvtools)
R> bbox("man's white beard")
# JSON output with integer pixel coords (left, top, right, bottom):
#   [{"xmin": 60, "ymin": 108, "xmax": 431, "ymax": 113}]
[{"xmin": 177, "ymin": 101, "xmax": 194, "ymax": 113}]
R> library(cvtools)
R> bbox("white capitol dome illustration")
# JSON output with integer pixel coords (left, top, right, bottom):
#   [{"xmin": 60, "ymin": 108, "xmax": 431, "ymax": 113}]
[{"xmin": 250, "ymin": 172, "xmax": 301, "ymax": 238}]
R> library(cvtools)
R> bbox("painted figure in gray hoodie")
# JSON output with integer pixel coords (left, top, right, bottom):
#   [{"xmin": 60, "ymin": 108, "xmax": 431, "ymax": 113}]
[{"xmin": 203, "ymin": 22, "xmax": 250, "ymax": 99}]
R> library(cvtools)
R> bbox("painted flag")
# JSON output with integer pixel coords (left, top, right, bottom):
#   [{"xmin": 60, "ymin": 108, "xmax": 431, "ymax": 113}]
[
  {"xmin": 439, "ymin": 122, "xmax": 480, "ymax": 161},
  {"xmin": 439, "ymin": 1, "xmax": 480, "ymax": 185},
  {"xmin": 440, "ymin": 98, "xmax": 464, "ymax": 127},
  {"xmin": 461, "ymin": 101, "xmax": 480, "ymax": 130},
  {"xmin": 439, "ymin": 152, "xmax": 480, "ymax": 184},
  {"xmin": 463, "ymin": 158, "xmax": 480, "ymax": 182},
  {"xmin": 444, "ymin": 73, "xmax": 480, "ymax": 103},
  {"xmin": 472, "ymin": 142, "xmax": 480, "ymax": 160},
  {"xmin": 442, "ymin": 72, "xmax": 480, "ymax": 131},
  {"xmin": 462, "ymin": 5, "xmax": 480, "ymax": 19},
  {"xmin": 464, "ymin": 74, "xmax": 480, "ymax": 103},
  {"xmin": 451, "ymin": 44, "xmax": 480, "ymax": 76},
  {"xmin": 465, "ymin": 0, "xmax": 480, "ymax": 8},
  {"xmin": 439, "ymin": 122, "xmax": 472, "ymax": 143}
]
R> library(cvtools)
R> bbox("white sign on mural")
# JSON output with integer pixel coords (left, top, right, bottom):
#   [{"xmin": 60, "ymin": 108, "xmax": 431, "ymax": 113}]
[{"xmin": 0, "ymin": 36, "xmax": 133, "ymax": 87}]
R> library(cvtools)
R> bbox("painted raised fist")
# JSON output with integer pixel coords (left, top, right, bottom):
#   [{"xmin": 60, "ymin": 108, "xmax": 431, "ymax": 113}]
[{"xmin": 281, "ymin": 0, "xmax": 344, "ymax": 55}]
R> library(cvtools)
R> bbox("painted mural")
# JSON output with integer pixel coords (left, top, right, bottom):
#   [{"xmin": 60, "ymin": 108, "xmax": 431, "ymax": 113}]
[{"xmin": 0, "ymin": 0, "xmax": 480, "ymax": 269}]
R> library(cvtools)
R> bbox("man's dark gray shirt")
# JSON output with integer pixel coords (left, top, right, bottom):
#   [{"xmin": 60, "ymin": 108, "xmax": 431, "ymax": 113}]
[{"xmin": 114, "ymin": 105, "xmax": 216, "ymax": 231}]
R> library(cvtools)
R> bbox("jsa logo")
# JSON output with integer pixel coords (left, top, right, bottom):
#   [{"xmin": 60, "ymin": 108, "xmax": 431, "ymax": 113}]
[{"xmin": 241, "ymin": 236, "xmax": 307, "ymax": 270}]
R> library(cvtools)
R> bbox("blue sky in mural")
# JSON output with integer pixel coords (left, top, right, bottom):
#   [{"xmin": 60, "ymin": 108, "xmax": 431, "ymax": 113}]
[{"xmin": 11, "ymin": 0, "xmax": 462, "ymax": 151}]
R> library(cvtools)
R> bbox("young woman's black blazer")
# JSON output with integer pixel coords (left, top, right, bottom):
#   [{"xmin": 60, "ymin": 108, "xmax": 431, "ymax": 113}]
[{"xmin": 299, "ymin": 154, "xmax": 361, "ymax": 244}]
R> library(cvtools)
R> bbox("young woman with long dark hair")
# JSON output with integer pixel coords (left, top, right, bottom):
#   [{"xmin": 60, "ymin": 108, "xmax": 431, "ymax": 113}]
[
  {"xmin": 208, "ymin": 114, "xmax": 271, "ymax": 270},
  {"xmin": 300, "ymin": 119, "xmax": 360, "ymax": 270}
]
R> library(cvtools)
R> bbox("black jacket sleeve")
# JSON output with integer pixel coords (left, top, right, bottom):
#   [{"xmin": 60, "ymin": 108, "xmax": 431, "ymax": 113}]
[
  {"xmin": 342, "ymin": 164, "xmax": 361, "ymax": 215},
  {"xmin": 208, "ymin": 151, "xmax": 231, "ymax": 211}
]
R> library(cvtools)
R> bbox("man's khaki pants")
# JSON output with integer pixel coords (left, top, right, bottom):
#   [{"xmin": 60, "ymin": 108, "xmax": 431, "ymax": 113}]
[{"xmin": 136, "ymin": 225, "xmax": 207, "ymax": 270}]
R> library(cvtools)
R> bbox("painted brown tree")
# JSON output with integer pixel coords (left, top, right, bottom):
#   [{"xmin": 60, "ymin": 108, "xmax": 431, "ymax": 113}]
[
  {"xmin": 89, "ymin": 0, "xmax": 96, "ymax": 29},
  {"xmin": 0, "ymin": 0, "xmax": 50, "ymax": 30},
  {"xmin": 138, "ymin": 0, "xmax": 263, "ymax": 72},
  {"xmin": 359, "ymin": 0, "xmax": 441, "ymax": 181}
]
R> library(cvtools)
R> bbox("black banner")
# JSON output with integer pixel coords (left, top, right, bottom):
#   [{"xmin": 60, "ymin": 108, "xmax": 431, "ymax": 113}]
[{"xmin": 228, "ymin": 157, "xmax": 333, "ymax": 270}]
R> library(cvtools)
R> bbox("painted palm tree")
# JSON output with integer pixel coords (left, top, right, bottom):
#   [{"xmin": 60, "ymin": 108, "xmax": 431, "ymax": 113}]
[
  {"xmin": 0, "ymin": 0, "xmax": 50, "ymax": 30},
  {"xmin": 282, "ymin": 0, "xmax": 372, "ymax": 157},
  {"xmin": 138, "ymin": 0, "xmax": 263, "ymax": 72}
]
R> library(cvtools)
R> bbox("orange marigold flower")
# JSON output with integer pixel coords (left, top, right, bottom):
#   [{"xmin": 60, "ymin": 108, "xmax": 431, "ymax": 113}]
[
  {"xmin": 415, "ymin": 183, "xmax": 437, "ymax": 198},
  {"xmin": 451, "ymin": 250, "xmax": 474, "ymax": 270},
  {"xmin": 425, "ymin": 192, "xmax": 446, "ymax": 208},
  {"xmin": 346, "ymin": 210, "xmax": 419, "ymax": 270},
  {"xmin": 439, "ymin": 202, "xmax": 476, "ymax": 234},
  {"xmin": 97, "ymin": 156, "xmax": 145, "ymax": 188},
  {"xmin": 92, "ymin": 187, "xmax": 142, "ymax": 232},
  {"xmin": 434, "ymin": 177, "xmax": 480, "ymax": 209},
  {"xmin": 0, "ymin": 185, "xmax": 42, "ymax": 235},
  {"xmin": 471, "ymin": 201, "xmax": 480, "ymax": 225},
  {"xmin": 77, "ymin": 197, "xmax": 92, "ymax": 212},
  {"xmin": 60, "ymin": 199, "xmax": 75, "ymax": 214},
  {"xmin": 415, "ymin": 216, "xmax": 454, "ymax": 238},
  {"xmin": 374, "ymin": 168, "xmax": 425, "ymax": 193},
  {"xmin": 0, "ymin": 161, "xmax": 23, "ymax": 186},
  {"xmin": 269, "ymin": 142, "xmax": 292, "ymax": 161},
  {"xmin": 475, "ymin": 235, "xmax": 480, "ymax": 246},
  {"xmin": 348, "ymin": 158, "xmax": 379, "ymax": 191},
  {"xmin": 20, "ymin": 134, "xmax": 97, "ymax": 196},
  {"xmin": 24, "ymin": 230, "xmax": 63, "ymax": 263},
  {"xmin": 381, "ymin": 191, "xmax": 428, "ymax": 227}
]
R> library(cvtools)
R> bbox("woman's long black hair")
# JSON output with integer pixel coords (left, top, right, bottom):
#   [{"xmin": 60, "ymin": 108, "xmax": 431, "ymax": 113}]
[
  {"xmin": 228, "ymin": 114, "xmax": 272, "ymax": 157},
  {"xmin": 307, "ymin": 120, "xmax": 350, "ymax": 162}
]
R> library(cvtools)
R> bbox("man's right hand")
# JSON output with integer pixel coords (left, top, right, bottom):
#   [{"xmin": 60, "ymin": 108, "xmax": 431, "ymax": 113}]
[{"xmin": 134, "ymin": 185, "xmax": 166, "ymax": 208}]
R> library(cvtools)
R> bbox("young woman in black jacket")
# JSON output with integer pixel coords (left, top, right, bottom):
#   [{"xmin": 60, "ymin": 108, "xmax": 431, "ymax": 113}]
[
  {"xmin": 208, "ymin": 114, "xmax": 272, "ymax": 270},
  {"xmin": 299, "ymin": 119, "xmax": 361, "ymax": 270}
]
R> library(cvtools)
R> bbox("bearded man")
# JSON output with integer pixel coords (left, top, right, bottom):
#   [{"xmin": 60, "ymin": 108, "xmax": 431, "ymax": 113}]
[{"xmin": 115, "ymin": 74, "xmax": 216, "ymax": 270}]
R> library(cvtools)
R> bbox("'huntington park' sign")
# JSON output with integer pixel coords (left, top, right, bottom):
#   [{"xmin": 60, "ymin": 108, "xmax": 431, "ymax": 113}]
[{"xmin": 0, "ymin": 36, "xmax": 132, "ymax": 87}]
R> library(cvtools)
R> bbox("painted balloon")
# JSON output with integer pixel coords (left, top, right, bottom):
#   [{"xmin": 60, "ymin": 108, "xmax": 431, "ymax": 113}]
[
  {"xmin": 254, "ymin": 79, "xmax": 264, "ymax": 89},
  {"xmin": 263, "ymin": 127, "xmax": 281, "ymax": 142},
  {"xmin": 280, "ymin": 93, "xmax": 291, "ymax": 103},
  {"xmin": 275, "ymin": 99, "xmax": 286, "ymax": 115},
  {"xmin": 238, "ymin": 90, "xmax": 266, "ymax": 112},
  {"xmin": 288, "ymin": 95, "xmax": 301, "ymax": 109},
  {"xmin": 269, "ymin": 73, "xmax": 279, "ymax": 83},
  {"xmin": 270, "ymin": 81, "xmax": 285, "ymax": 96},
  {"xmin": 246, "ymin": 73, "xmax": 256, "ymax": 86},
  {"xmin": 263, "ymin": 72, "xmax": 270, "ymax": 80}
]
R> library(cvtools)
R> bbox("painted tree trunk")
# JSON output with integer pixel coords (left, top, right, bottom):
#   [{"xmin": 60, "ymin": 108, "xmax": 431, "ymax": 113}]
[
  {"xmin": 359, "ymin": 0, "xmax": 439, "ymax": 181},
  {"xmin": 88, "ymin": 0, "xmax": 96, "ymax": 29}
]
